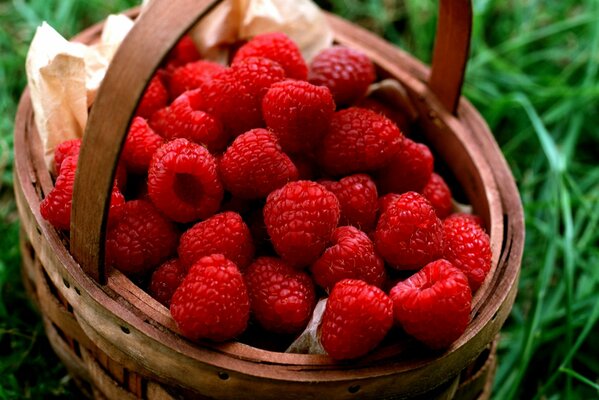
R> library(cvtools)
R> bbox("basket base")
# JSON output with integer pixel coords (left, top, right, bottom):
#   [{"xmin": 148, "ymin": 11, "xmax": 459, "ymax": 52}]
[{"xmin": 20, "ymin": 227, "xmax": 496, "ymax": 400}]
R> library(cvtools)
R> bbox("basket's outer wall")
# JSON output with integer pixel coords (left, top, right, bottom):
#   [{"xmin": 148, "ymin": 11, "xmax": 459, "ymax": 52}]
[{"xmin": 13, "ymin": 4, "xmax": 524, "ymax": 400}]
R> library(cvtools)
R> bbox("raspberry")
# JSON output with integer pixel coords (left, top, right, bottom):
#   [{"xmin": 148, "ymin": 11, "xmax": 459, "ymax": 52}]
[
  {"xmin": 233, "ymin": 32, "xmax": 308, "ymax": 80},
  {"xmin": 320, "ymin": 174, "xmax": 378, "ymax": 231},
  {"xmin": 148, "ymin": 259, "xmax": 186, "ymax": 307},
  {"xmin": 374, "ymin": 191, "xmax": 443, "ymax": 269},
  {"xmin": 166, "ymin": 35, "xmax": 201, "ymax": 67},
  {"xmin": 105, "ymin": 200, "xmax": 178, "ymax": 276},
  {"xmin": 54, "ymin": 139, "xmax": 81, "ymax": 174},
  {"xmin": 262, "ymin": 80, "xmax": 335, "ymax": 154},
  {"xmin": 245, "ymin": 257, "xmax": 315, "ymax": 334},
  {"xmin": 377, "ymin": 193, "xmax": 401, "ymax": 216},
  {"xmin": 40, "ymin": 156, "xmax": 125, "ymax": 231},
  {"xmin": 169, "ymin": 60, "xmax": 226, "ymax": 99},
  {"xmin": 178, "ymin": 212, "xmax": 254, "ymax": 271},
  {"xmin": 443, "ymin": 214, "xmax": 492, "ymax": 292},
  {"xmin": 197, "ymin": 58, "xmax": 285, "ymax": 137},
  {"xmin": 356, "ymin": 97, "xmax": 411, "ymax": 134},
  {"xmin": 377, "ymin": 138, "xmax": 433, "ymax": 195},
  {"xmin": 156, "ymin": 91, "xmax": 227, "ymax": 152},
  {"xmin": 320, "ymin": 279, "xmax": 393, "ymax": 360},
  {"xmin": 422, "ymin": 173, "xmax": 453, "ymax": 219},
  {"xmin": 311, "ymin": 226, "xmax": 386, "ymax": 291},
  {"xmin": 450, "ymin": 213, "xmax": 484, "ymax": 228},
  {"xmin": 263, "ymin": 181, "xmax": 340, "ymax": 267},
  {"xmin": 148, "ymin": 138, "xmax": 223, "ymax": 223},
  {"xmin": 308, "ymin": 46, "xmax": 376, "ymax": 106},
  {"xmin": 122, "ymin": 117, "xmax": 164, "ymax": 174},
  {"xmin": 136, "ymin": 75, "xmax": 169, "ymax": 119},
  {"xmin": 318, "ymin": 107, "xmax": 403, "ymax": 176},
  {"xmin": 390, "ymin": 259, "xmax": 472, "ymax": 349},
  {"xmin": 219, "ymin": 129, "xmax": 298, "ymax": 199},
  {"xmin": 148, "ymin": 107, "xmax": 170, "ymax": 137},
  {"xmin": 170, "ymin": 254, "xmax": 249, "ymax": 341}
]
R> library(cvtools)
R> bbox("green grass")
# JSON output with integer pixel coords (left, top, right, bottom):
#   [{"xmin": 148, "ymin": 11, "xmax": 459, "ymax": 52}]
[{"xmin": 1, "ymin": 0, "xmax": 599, "ymax": 398}]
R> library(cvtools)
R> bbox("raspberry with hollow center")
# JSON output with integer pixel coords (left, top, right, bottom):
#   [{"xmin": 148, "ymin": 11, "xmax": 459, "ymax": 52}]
[
  {"xmin": 377, "ymin": 138, "xmax": 434, "ymax": 195},
  {"xmin": 320, "ymin": 279, "xmax": 394, "ymax": 360},
  {"xmin": 105, "ymin": 200, "xmax": 179, "ymax": 276},
  {"xmin": 318, "ymin": 107, "xmax": 403, "ymax": 176},
  {"xmin": 170, "ymin": 254, "xmax": 250, "ymax": 341},
  {"xmin": 262, "ymin": 80, "xmax": 335, "ymax": 154},
  {"xmin": 245, "ymin": 257, "xmax": 315, "ymax": 334},
  {"xmin": 374, "ymin": 191, "xmax": 443, "ymax": 269},
  {"xmin": 148, "ymin": 259, "xmax": 186, "ymax": 307},
  {"xmin": 390, "ymin": 259, "xmax": 472, "ymax": 349},
  {"xmin": 148, "ymin": 138, "xmax": 223, "ymax": 223},
  {"xmin": 219, "ymin": 129, "xmax": 299, "ymax": 199},
  {"xmin": 233, "ymin": 32, "xmax": 308, "ymax": 80},
  {"xmin": 308, "ymin": 46, "xmax": 375, "ymax": 106},
  {"xmin": 319, "ymin": 174, "xmax": 378, "ymax": 232},
  {"xmin": 443, "ymin": 214, "xmax": 492, "ymax": 292},
  {"xmin": 178, "ymin": 211, "xmax": 255, "ymax": 271},
  {"xmin": 263, "ymin": 180, "xmax": 340, "ymax": 267},
  {"xmin": 311, "ymin": 226, "xmax": 386, "ymax": 291}
]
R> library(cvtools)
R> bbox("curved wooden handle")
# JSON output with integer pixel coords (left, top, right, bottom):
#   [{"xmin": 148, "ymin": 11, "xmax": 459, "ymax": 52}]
[{"xmin": 70, "ymin": 0, "xmax": 473, "ymax": 283}]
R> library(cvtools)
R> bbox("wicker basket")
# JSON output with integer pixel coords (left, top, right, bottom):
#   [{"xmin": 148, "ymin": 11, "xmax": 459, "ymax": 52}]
[{"xmin": 14, "ymin": 0, "xmax": 524, "ymax": 399}]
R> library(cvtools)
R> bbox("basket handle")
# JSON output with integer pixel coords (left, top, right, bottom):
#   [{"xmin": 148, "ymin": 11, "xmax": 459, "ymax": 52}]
[{"xmin": 70, "ymin": 0, "xmax": 473, "ymax": 283}]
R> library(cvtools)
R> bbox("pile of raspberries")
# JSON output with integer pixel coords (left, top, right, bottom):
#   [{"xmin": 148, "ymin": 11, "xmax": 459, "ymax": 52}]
[{"xmin": 41, "ymin": 33, "xmax": 491, "ymax": 360}]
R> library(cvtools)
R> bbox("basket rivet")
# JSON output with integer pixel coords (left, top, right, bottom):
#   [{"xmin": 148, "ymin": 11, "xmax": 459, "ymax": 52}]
[
  {"xmin": 218, "ymin": 372, "xmax": 229, "ymax": 380},
  {"xmin": 121, "ymin": 326, "xmax": 130, "ymax": 334},
  {"xmin": 62, "ymin": 278, "xmax": 70, "ymax": 288},
  {"xmin": 348, "ymin": 385, "xmax": 360, "ymax": 394}
]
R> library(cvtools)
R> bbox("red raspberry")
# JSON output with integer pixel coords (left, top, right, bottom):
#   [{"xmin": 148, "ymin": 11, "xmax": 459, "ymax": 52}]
[
  {"xmin": 318, "ymin": 107, "xmax": 403, "ymax": 176},
  {"xmin": 170, "ymin": 254, "xmax": 249, "ymax": 341},
  {"xmin": 263, "ymin": 181, "xmax": 340, "ymax": 267},
  {"xmin": 262, "ymin": 80, "xmax": 335, "ymax": 154},
  {"xmin": 148, "ymin": 259, "xmax": 186, "ymax": 307},
  {"xmin": 122, "ymin": 117, "xmax": 164, "ymax": 174},
  {"xmin": 166, "ymin": 35, "xmax": 201, "ymax": 67},
  {"xmin": 219, "ymin": 129, "xmax": 298, "ymax": 199},
  {"xmin": 377, "ymin": 193, "xmax": 401, "ymax": 216},
  {"xmin": 422, "ymin": 173, "xmax": 453, "ymax": 219},
  {"xmin": 377, "ymin": 138, "xmax": 433, "ymax": 195},
  {"xmin": 156, "ymin": 91, "xmax": 227, "ymax": 152},
  {"xmin": 319, "ymin": 174, "xmax": 378, "ymax": 231},
  {"xmin": 311, "ymin": 226, "xmax": 386, "ymax": 291},
  {"xmin": 320, "ymin": 279, "xmax": 393, "ymax": 360},
  {"xmin": 148, "ymin": 138, "xmax": 223, "ymax": 223},
  {"xmin": 449, "ymin": 213, "xmax": 484, "ymax": 228},
  {"xmin": 178, "ymin": 211, "xmax": 255, "ymax": 271},
  {"xmin": 374, "ymin": 191, "xmax": 443, "ymax": 269},
  {"xmin": 443, "ymin": 214, "xmax": 492, "ymax": 292},
  {"xmin": 390, "ymin": 259, "xmax": 472, "ymax": 349},
  {"xmin": 233, "ymin": 32, "xmax": 308, "ymax": 80},
  {"xmin": 105, "ymin": 200, "xmax": 178, "ymax": 276},
  {"xmin": 54, "ymin": 139, "xmax": 81, "ymax": 174},
  {"xmin": 136, "ymin": 75, "xmax": 169, "ymax": 119},
  {"xmin": 197, "ymin": 58, "xmax": 285, "ymax": 137},
  {"xmin": 148, "ymin": 106, "xmax": 170, "ymax": 137},
  {"xmin": 245, "ymin": 257, "xmax": 315, "ymax": 334},
  {"xmin": 169, "ymin": 60, "xmax": 226, "ymax": 99},
  {"xmin": 40, "ymin": 156, "xmax": 125, "ymax": 231},
  {"xmin": 308, "ymin": 46, "xmax": 375, "ymax": 106}
]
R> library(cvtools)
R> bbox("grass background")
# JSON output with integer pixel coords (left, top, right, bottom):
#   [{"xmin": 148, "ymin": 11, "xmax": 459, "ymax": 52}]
[{"xmin": 1, "ymin": 0, "xmax": 598, "ymax": 398}]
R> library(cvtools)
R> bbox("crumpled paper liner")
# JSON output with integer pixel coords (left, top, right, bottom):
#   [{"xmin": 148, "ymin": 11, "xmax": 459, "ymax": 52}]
[
  {"xmin": 286, "ymin": 298, "xmax": 327, "ymax": 355},
  {"xmin": 26, "ymin": 0, "xmax": 332, "ymax": 171},
  {"xmin": 26, "ymin": 15, "xmax": 134, "ymax": 172}
]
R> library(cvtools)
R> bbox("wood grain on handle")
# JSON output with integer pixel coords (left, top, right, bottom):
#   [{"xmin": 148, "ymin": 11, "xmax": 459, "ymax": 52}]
[
  {"xmin": 70, "ymin": 0, "xmax": 221, "ymax": 283},
  {"xmin": 69, "ymin": 0, "xmax": 473, "ymax": 283},
  {"xmin": 430, "ymin": 0, "xmax": 473, "ymax": 114}
]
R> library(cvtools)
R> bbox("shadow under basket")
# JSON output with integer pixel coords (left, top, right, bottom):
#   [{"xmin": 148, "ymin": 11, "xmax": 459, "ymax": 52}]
[{"xmin": 14, "ymin": 1, "xmax": 524, "ymax": 399}]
